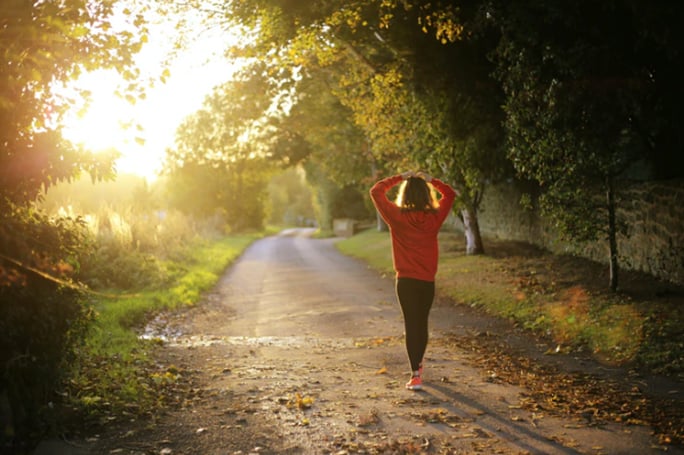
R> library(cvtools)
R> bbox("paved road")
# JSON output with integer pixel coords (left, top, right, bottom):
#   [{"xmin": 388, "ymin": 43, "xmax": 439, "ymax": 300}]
[
  {"xmin": 57, "ymin": 228, "xmax": 680, "ymax": 455},
  {"xmin": 190, "ymin": 227, "xmax": 406, "ymax": 339}
]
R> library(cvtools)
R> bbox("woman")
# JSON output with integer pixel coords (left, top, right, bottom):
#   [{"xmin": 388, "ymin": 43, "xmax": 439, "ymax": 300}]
[{"xmin": 370, "ymin": 171, "xmax": 456, "ymax": 390}]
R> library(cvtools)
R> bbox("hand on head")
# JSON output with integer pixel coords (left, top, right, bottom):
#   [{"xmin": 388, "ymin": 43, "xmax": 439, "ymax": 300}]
[
  {"xmin": 401, "ymin": 171, "xmax": 432, "ymax": 182},
  {"xmin": 416, "ymin": 171, "xmax": 432, "ymax": 182}
]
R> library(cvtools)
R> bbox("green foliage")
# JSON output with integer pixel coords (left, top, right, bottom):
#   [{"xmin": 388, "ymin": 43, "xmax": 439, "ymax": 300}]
[
  {"xmin": 331, "ymin": 185, "xmax": 374, "ymax": 220},
  {"xmin": 41, "ymin": 175, "xmax": 209, "ymax": 283},
  {"xmin": 640, "ymin": 306, "xmax": 684, "ymax": 376},
  {"xmin": 0, "ymin": 174, "xmax": 240, "ymax": 445},
  {"xmin": 0, "ymin": 284, "xmax": 93, "ymax": 442},
  {"xmin": 492, "ymin": 0, "xmax": 684, "ymax": 238},
  {"xmin": 41, "ymin": 174, "xmax": 154, "ymax": 214},
  {"xmin": 487, "ymin": 0, "xmax": 684, "ymax": 288},
  {"xmin": 78, "ymin": 244, "xmax": 169, "ymax": 291},
  {"xmin": 0, "ymin": 1, "xmax": 150, "ymax": 445},
  {"xmin": 0, "ymin": 0, "xmax": 149, "ymax": 205},
  {"xmin": 77, "ymin": 208, "xmax": 207, "ymax": 291},
  {"xmin": 283, "ymin": 74, "xmax": 372, "ymax": 187},
  {"xmin": 217, "ymin": 0, "xmax": 684, "ymax": 263},
  {"xmin": 305, "ymin": 165, "xmax": 339, "ymax": 232},
  {"xmin": 257, "ymin": 57, "xmax": 378, "ymax": 229},
  {"xmin": 219, "ymin": 0, "xmax": 512, "ymax": 254}
]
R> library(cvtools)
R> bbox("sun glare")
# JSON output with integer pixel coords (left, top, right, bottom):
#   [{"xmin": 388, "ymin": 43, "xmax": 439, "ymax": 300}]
[
  {"xmin": 60, "ymin": 7, "xmax": 245, "ymax": 181},
  {"xmin": 62, "ymin": 71, "xmax": 135, "ymax": 150}
]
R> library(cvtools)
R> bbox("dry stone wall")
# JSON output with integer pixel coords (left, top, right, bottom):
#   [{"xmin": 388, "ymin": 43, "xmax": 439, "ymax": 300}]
[{"xmin": 473, "ymin": 179, "xmax": 684, "ymax": 285}]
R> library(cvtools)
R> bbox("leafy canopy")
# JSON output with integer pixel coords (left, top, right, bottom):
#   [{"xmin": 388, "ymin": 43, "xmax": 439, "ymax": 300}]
[{"xmin": 0, "ymin": 0, "xmax": 150, "ymax": 207}]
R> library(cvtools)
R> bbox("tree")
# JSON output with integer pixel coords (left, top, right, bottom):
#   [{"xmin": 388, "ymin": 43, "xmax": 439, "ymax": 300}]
[
  {"xmin": 220, "ymin": 0, "xmax": 512, "ymax": 253},
  {"xmin": 375, "ymin": 2, "xmax": 510, "ymax": 253},
  {"xmin": 491, "ymin": 0, "xmax": 684, "ymax": 290},
  {"xmin": 1, "ymin": 1, "xmax": 149, "ymax": 206},
  {"xmin": 274, "ymin": 73, "xmax": 377, "ymax": 230},
  {"xmin": 267, "ymin": 167, "xmax": 315, "ymax": 226},
  {"xmin": 1, "ymin": 0, "xmax": 151, "ymax": 287},
  {"xmin": 0, "ymin": 0, "xmax": 149, "ymax": 443},
  {"xmin": 164, "ymin": 64, "xmax": 278, "ymax": 231}
]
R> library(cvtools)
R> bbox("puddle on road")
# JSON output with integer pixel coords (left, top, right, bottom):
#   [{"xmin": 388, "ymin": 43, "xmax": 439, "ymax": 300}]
[
  {"xmin": 140, "ymin": 315, "xmax": 400, "ymax": 349},
  {"xmin": 141, "ymin": 328, "xmax": 356, "ymax": 349},
  {"xmin": 169, "ymin": 335, "xmax": 356, "ymax": 349}
]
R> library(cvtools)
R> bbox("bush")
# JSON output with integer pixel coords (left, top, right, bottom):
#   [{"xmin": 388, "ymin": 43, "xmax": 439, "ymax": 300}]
[
  {"xmin": 0, "ymin": 198, "xmax": 227, "ymax": 448},
  {"xmin": 0, "ymin": 282, "xmax": 92, "ymax": 444},
  {"xmin": 73, "ymin": 207, "xmax": 202, "ymax": 291},
  {"xmin": 0, "ymin": 207, "xmax": 93, "ymax": 448}
]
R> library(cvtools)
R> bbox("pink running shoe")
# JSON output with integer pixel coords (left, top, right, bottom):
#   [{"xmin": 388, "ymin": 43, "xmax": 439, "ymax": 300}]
[{"xmin": 405, "ymin": 375, "xmax": 423, "ymax": 391}]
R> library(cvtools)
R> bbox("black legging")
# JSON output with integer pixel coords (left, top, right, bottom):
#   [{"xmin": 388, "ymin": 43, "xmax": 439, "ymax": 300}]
[{"xmin": 395, "ymin": 277, "xmax": 435, "ymax": 372}]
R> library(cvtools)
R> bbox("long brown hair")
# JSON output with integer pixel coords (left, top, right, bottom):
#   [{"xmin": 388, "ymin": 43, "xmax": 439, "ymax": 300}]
[{"xmin": 395, "ymin": 177, "xmax": 438, "ymax": 212}]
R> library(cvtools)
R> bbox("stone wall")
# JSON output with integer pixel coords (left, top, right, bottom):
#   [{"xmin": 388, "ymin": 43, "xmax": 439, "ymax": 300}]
[{"xmin": 473, "ymin": 179, "xmax": 684, "ymax": 285}]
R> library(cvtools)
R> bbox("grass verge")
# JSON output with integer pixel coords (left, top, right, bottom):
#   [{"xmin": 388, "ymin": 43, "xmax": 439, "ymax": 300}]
[
  {"xmin": 64, "ymin": 233, "xmax": 262, "ymax": 425},
  {"xmin": 337, "ymin": 228, "xmax": 684, "ymax": 379}
]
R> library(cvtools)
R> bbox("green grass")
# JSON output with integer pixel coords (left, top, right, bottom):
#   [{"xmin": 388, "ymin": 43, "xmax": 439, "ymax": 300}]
[
  {"xmin": 336, "ymin": 229, "xmax": 394, "ymax": 273},
  {"xmin": 336, "ymin": 228, "xmax": 672, "ymax": 371},
  {"xmin": 67, "ymin": 233, "xmax": 261, "ymax": 419}
]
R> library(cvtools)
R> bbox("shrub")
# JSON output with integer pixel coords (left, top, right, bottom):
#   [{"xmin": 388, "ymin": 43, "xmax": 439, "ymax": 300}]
[{"xmin": 0, "ymin": 207, "xmax": 93, "ymax": 447}]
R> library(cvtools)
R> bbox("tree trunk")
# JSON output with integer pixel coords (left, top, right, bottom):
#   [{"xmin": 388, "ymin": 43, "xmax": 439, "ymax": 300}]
[
  {"xmin": 461, "ymin": 206, "xmax": 484, "ymax": 255},
  {"xmin": 376, "ymin": 212, "xmax": 387, "ymax": 232},
  {"xmin": 370, "ymin": 158, "xmax": 388, "ymax": 232},
  {"xmin": 607, "ymin": 176, "xmax": 619, "ymax": 291}
]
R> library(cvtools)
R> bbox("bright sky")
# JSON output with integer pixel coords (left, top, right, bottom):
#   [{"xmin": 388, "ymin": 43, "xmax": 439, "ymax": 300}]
[{"xmin": 61, "ymin": 8, "xmax": 243, "ymax": 180}]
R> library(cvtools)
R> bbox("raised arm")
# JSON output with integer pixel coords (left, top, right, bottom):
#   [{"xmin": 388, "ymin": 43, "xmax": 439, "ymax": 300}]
[
  {"xmin": 370, "ymin": 174, "xmax": 404, "ymax": 223},
  {"xmin": 429, "ymin": 177, "xmax": 457, "ymax": 224}
]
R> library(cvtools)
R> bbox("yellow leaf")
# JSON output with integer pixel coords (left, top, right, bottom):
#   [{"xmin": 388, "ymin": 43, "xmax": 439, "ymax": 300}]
[
  {"xmin": 299, "ymin": 396, "xmax": 314, "ymax": 409},
  {"xmin": 376, "ymin": 367, "xmax": 388, "ymax": 375}
]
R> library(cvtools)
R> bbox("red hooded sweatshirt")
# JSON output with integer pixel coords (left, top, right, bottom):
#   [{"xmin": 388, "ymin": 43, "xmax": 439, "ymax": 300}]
[{"xmin": 370, "ymin": 175, "xmax": 456, "ymax": 282}]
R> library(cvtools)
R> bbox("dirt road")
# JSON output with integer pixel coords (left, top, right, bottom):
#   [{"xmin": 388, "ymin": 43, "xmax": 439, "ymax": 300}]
[{"xmin": 79, "ymin": 228, "xmax": 681, "ymax": 454}]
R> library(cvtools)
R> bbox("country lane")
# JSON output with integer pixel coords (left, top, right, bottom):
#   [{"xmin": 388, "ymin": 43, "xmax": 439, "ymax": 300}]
[{"xmin": 73, "ymin": 228, "xmax": 679, "ymax": 455}]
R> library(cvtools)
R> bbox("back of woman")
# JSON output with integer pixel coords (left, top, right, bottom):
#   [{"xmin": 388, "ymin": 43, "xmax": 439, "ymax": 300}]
[
  {"xmin": 370, "ymin": 172, "xmax": 456, "ymax": 283},
  {"xmin": 370, "ymin": 171, "xmax": 457, "ymax": 390}
]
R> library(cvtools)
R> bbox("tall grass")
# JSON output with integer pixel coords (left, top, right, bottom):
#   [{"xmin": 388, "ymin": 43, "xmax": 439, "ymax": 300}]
[{"xmin": 53, "ymin": 198, "xmax": 265, "ymax": 422}]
